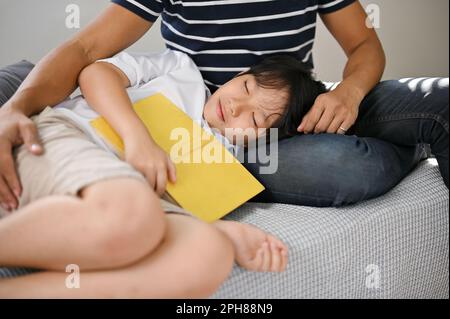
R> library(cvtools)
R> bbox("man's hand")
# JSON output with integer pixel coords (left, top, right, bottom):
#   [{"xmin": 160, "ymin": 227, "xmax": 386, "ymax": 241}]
[
  {"xmin": 0, "ymin": 106, "xmax": 43, "ymax": 211},
  {"xmin": 123, "ymin": 132, "xmax": 176, "ymax": 197},
  {"xmin": 297, "ymin": 83, "xmax": 364, "ymax": 135},
  {"xmin": 297, "ymin": 0, "xmax": 385, "ymax": 135}
]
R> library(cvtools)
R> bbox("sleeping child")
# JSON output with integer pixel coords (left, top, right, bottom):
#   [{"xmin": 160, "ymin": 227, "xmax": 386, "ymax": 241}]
[{"xmin": 0, "ymin": 49, "xmax": 326, "ymax": 298}]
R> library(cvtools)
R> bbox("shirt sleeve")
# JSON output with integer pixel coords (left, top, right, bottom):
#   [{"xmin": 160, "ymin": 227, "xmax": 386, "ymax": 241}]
[
  {"xmin": 96, "ymin": 50, "xmax": 194, "ymax": 88},
  {"xmin": 317, "ymin": 0, "xmax": 357, "ymax": 15},
  {"xmin": 111, "ymin": 0, "xmax": 162, "ymax": 22}
]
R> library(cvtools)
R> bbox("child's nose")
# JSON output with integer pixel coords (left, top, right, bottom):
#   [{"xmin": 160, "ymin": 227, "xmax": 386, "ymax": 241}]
[{"xmin": 230, "ymin": 100, "xmax": 245, "ymax": 117}]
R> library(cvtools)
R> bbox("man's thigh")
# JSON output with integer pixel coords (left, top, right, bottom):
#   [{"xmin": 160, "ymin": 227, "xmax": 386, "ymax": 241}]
[{"xmin": 352, "ymin": 78, "xmax": 449, "ymax": 144}]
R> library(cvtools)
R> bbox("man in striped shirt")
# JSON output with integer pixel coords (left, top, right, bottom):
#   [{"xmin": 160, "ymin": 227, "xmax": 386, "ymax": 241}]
[
  {"xmin": 0, "ymin": 0, "xmax": 448, "ymax": 209},
  {"xmin": 112, "ymin": 0, "xmax": 363, "ymax": 92},
  {"xmin": 113, "ymin": 0, "xmax": 354, "ymax": 92}
]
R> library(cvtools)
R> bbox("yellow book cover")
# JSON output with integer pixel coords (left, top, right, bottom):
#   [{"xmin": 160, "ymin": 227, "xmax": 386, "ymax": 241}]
[{"xmin": 90, "ymin": 93, "xmax": 265, "ymax": 223}]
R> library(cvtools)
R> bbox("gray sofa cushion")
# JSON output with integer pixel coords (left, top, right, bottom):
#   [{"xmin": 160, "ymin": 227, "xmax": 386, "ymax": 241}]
[{"xmin": 0, "ymin": 60, "xmax": 34, "ymax": 106}]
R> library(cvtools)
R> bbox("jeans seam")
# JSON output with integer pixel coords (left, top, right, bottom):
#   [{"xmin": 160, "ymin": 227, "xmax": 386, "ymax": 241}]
[
  {"xmin": 356, "ymin": 112, "xmax": 449, "ymax": 134},
  {"xmin": 268, "ymin": 189, "xmax": 343, "ymax": 202}
]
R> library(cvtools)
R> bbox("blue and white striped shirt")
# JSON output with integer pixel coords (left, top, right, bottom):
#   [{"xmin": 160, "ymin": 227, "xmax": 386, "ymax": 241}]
[{"xmin": 112, "ymin": 0, "xmax": 356, "ymax": 92}]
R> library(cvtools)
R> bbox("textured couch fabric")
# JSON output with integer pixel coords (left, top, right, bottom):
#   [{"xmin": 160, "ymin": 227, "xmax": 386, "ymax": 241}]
[
  {"xmin": 1, "ymin": 159, "xmax": 448, "ymax": 298},
  {"xmin": 212, "ymin": 159, "xmax": 449, "ymax": 298}
]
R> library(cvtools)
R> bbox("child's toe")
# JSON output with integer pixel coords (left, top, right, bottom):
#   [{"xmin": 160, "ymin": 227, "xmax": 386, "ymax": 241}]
[
  {"xmin": 280, "ymin": 249, "xmax": 288, "ymax": 271},
  {"xmin": 260, "ymin": 241, "xmax": 271, "ymax": 272},
  {"xmin": 267, "ymin": 235, "xmax": 285, "ymax": 250},
  {"xmin": 270, "ymin": 242, "xmax": 282, "ymax": 272},
  {"xmin": 249, "ymin": 246, "xmax": 264, "ymax": 272}
]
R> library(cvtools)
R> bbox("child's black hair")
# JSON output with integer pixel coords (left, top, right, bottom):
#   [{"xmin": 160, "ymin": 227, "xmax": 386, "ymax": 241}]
[{"xmin": 240, "ymin": 55, "xmax": 328, "ymax": 140}]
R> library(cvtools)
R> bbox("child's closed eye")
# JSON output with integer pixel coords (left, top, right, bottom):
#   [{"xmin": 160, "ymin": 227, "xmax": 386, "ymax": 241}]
[{"xmin": 244, "ymin": 80, "xmax": 250, "ymax": 95}]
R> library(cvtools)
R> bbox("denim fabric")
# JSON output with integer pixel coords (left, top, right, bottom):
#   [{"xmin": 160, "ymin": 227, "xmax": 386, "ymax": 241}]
[{"xmin": 244, "ymin": 78, "xmax": 449, "ymax": 207}]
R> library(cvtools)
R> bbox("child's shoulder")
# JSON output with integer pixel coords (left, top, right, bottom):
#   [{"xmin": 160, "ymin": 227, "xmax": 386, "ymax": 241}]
[{"xmin": 161, "ymin": 49, "xmax": 197, "ymax": 69}]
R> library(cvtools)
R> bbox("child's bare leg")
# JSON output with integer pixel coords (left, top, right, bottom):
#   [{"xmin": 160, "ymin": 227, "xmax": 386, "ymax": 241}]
[
  {"xmin": 0, "ymin": 178, "xmax": 166, "ymax": 271},
  {"xmin": 213, "ymin": 220, "xmax": 288, "ymax": 272},
  {"xmin": 0, "ymin": 214, "xmax": 234, "ymax": 298}
]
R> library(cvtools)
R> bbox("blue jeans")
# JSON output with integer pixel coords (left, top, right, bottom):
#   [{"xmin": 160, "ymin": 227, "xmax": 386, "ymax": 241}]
[{"xmin": 244, "ymin": 78, "xmax": 449, "ymax": 207}]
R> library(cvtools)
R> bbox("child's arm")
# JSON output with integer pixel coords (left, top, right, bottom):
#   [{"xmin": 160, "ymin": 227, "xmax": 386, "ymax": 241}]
[
  {"xmin": 79, "ymin": 61, "xmax": 144, "ymax": 142},
  {"xmin": 78, "ymin": 62, "xmax": 176, "ymax": 195}
]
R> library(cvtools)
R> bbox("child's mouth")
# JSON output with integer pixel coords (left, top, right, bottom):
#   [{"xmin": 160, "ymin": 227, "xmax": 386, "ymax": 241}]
[{"xmin": 216, "ymin": 100, "xmax": 225, "ymax": 122}]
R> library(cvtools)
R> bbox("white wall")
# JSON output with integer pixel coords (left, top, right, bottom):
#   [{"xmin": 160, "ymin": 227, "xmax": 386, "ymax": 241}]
[
  {"xmin": 313, "ymin": 0, "xmax": 449, "ymax": 81},
  {"xmin": 0, "ymin": 0, "xmax": 448, "ymax": 81}
]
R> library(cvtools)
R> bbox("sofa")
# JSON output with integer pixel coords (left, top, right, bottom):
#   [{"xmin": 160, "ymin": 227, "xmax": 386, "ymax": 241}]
[
  {"xmin": 0, "ymin": 61, "xmax": 448, "ymax": 298},
  {"xmin": 213, "ymin": 158, "xmax": 449, "ymax": 298}
]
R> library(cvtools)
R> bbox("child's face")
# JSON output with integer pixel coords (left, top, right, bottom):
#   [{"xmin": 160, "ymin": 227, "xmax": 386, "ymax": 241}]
[{"xmin": 203, "ymin": 74, "xmax": 288, "ymax": 145}]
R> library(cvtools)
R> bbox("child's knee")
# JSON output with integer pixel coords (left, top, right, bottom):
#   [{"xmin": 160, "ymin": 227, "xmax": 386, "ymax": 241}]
[{"xmin": 84, "ymin": 179, "xmax": 167, "ymax": 268}]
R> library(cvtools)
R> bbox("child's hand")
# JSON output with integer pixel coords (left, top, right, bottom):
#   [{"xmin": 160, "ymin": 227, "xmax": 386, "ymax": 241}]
[{"xmin": 124, "ymin": 132, "xmax": 176, "ymax": 196}]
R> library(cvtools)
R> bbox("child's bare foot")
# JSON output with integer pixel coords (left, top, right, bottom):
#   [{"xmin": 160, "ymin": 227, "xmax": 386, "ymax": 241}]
[{"xmin": 213, "ymin": 220, "xmax": 288, "ymax": 272}]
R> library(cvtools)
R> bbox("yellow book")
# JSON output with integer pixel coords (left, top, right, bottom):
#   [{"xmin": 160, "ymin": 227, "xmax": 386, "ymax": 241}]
[{"xmin": 90, "ymin": 93, "xmax": 265, "ymax": 223}]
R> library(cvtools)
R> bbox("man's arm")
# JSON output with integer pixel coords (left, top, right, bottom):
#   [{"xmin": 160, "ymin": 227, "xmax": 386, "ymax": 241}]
[
  {"xmin": 320, "ymin": 0, "xmax": 385, "ymax": 101},
  {"xmin": 4, "ymin": 3, "xmax": 152, "ymax": 116},
  {"xmin": 298, "ymin": 1, "xmax": 385, "ymax": 134},
  {"xmin": 0, "ymin": 3, "xmax": 152, "ymax": 211}
]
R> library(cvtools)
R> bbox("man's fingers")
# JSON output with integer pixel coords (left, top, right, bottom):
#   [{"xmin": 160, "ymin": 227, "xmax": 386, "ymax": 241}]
[
  {"xmin": 0, "ymin": 176, "xmax": 17, "ymax": 211},
  {"xmin": 19, "ymin": 121, "xmax": 43, "ymax": 155},
  {"xmin": 297, "ymin": 114, "xmax": 309, "ymax": 132},
  {"xmin": 297, "ymin": 114, "xmax": 308, "ymax": 132},
  {"xmin": 313, "ymin": 107, "xmax": 336, "ymax": 134},
  {"xmin": 298, "ymin": 95, "xmax": 325, "ymax": 132},
  {"xmin": 1, "ymin": 151, "xmax": 22, "ymax": 200},
  {"xmin": 144, "ymin": 170, "xmax": 156, "ymax": 192},
  {"xmin": 155, "ymin": 169, "xmax": 167, "ymax": 196},
  {"xmin": 337, "ymin": 117, "xmax": 354, "ymax": 135},
  {"xmin": 327, "ymin": 115, "xmax": 346, "ymax": 134},
  {"xmin": 302, "ymin": 103, "xmax": 325, "ymax": 134},
  {"xmin": 0, "ymin": 141, "xmax": 20, "ymax": 209}
]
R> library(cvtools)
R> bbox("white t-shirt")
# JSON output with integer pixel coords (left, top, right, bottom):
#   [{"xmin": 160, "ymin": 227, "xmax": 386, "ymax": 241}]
[{"xmin": 54, "ymin": 49, "xmax": 237, "ymax": 156}]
